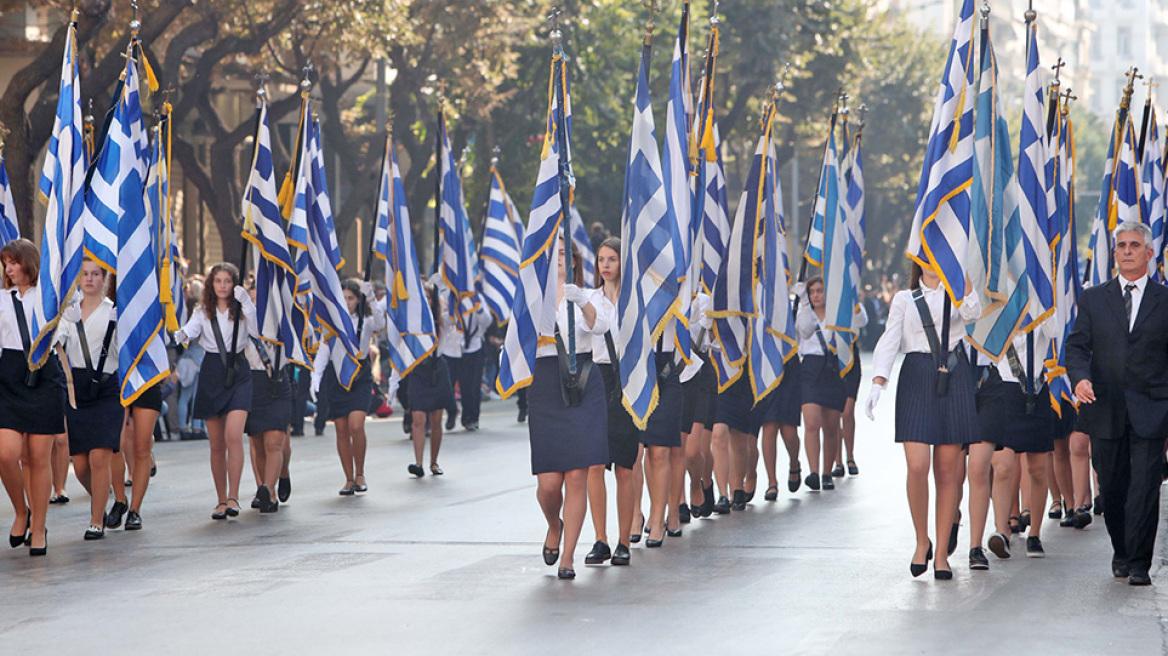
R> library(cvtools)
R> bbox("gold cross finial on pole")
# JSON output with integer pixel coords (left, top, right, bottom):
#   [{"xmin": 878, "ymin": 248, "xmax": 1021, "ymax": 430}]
[
  {"xmin": 1051, "ymin": 57, "xmax": 1066, "ymax": 83},
  {"xmin": 255, "ymin": 70, "xmax": 270, "ymax": 101},
  {"xmin": 1122, "ymin": 67, "xmax": 1143, "ymax": 110},
  {"xmin": 643, "ymin": 0, "xmax": 660, "ymax": 47}
]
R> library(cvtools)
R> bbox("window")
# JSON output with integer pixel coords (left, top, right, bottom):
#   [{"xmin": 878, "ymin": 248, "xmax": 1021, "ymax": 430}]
[{"xmin": 1118, "ymin": 27, "xmax": 1131, "ymax": 58}]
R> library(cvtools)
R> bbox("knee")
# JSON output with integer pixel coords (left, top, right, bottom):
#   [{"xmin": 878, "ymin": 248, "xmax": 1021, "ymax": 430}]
[{"xmin": 648, "ymin": 448, "xmax": 669, "ymax": 467}]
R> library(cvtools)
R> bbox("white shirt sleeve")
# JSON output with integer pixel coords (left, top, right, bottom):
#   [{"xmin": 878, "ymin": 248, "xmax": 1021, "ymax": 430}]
[
  {"xmin": 581, "ymin": 289, "xmax": 609, "ymax": 335},
  {"xmin": 872, "ymin": 291, "xmax": 908, "ymax": 381},
  {"xmin": 854, "ymin": 303, "xmax": 869, "ymax": 330}
]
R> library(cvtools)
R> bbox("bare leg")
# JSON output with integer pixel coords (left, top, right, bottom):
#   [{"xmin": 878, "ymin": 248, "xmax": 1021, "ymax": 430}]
[
  {"xmin": 249, "ymin": 434, "xmax": 265, "ymax": 490},
  {"xmin": 410, "ymin": 410, "xmax": 427, "ymax": 468},
  {"xmin": 1018, "ymin": 453, "xmax": 1031, "ymax": 522},
  {"xmin": 334, "ymin": 416, "xmax": 355, "ymax": 483},
  {"xmin": 632, "ymin": 445, "xmax": 645, "ymax": 531},
  {"xmin": 536, "ymin": 471, "xmax": 565, "ymax": 557},
  {"xmin": 760, "ymin": 422, "xmax": 779, "ymax": 491},
  {"xmin": 109, "ymin": 451, "xmax": 127, "ymax": 500},
  {"xmin": 667, "ymin": 437, "xmax": 686, "ymax": 530},
  {"xmin": 932, "ymin": 443, "xmax": 964, "ymax": 573},
  {"xmin": 744, "ymin": 436, "xmax": 759, "ymax": 496},
  {"xmin": 780, "ymin": 424, "xmax": 801, "ymax": 488},
  {"xmin": 684, "ymin": 423, "xmax": 706, "ymax": 507},
  {"xmin": 262, "ymin": 430, "xmax": 284, "ymax": 491},
  {"xmin": 645, "ymin": 445, "xmax": 671, "ymax": 540},
  {"xmin": 967, "ymin": 442, "xmax": 994, "ymax": 549},
  {"xmin": 840, "ymin": 397, "xmax": 857, "ymax": 468},
  {"xmin": 1025, "ymin": 453, "xmax": 1048, "ymax": 539},
  {"xmin": 347, "ymin": 412, "xmax": 368, "ymax": 484},
  {"xmin": 205, "ymin": 416, "xmax": 229, "ymax": 504},
  {"xmin": 561, "ymin": 468, "xmax": 589, "ymax": 571},
  {"xmin": 50, "ymin": 433, "xmax": 68, "ymax": 498},
  {"xmin": 991, "ymin": 448, "xmax": 1018, "ymax": 535},
  {"xmin": 222, "ymin": 410, "xmax": 248, "ymax": 504},
  {"xmin": 904, "ymin": 443, "xmax": 932, "ymax": 564},
  {"xmin": 614, "ymin": 466, "xmax": 634, "ymax": 546},
  {"xmin": 1069, "ymin": 431, "xmax": 1092, "ymax": 509},
  {"xmin": 711, "ymin": 423, "xmax": 731, "ymax": 498},
  {"xmin": 803, "ymin": 403, "xmax": 823, "ymax": 476},
  {"xmin": 86, "ymin": 449, "xmax": 112, "ymax": 527},
  {"xmin": 821, "ymin": 407, "xmax": 842, "ymax": 476},
  {"xmin": 128, "ymin": 408, "xmax": 157, "ymax": 513},
  {"xmin": 587, "ymin": 464, "xmax": 607, "ymax": 543},
  {"xmin": 25, "ymin": 434, "xmax": 54, "ymax": 550},
  {"xmin": 428, "ymin": 409, "xmax": 443, "ymax": 466},
  {"xmin": 1052, "ymin": 438, "xmax": 1072, "ymax": 513},
  {"xmin": 0, "ymin": 430, "xmax": 28, "ymax": 540},
  {"xmin": 727, "ymin": 428, "xmax": 749, "ymax": 494},
  {"xmin": 280, "ymin": 433, "xmax": 292, "ymax": 478}
]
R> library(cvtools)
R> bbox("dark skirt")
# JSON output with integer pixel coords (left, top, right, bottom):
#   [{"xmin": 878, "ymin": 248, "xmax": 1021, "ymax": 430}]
[
  {"xmin": 404, "ymin": 355, "xmax": 454, "ymax": 414},
  {"xmin": 800, "ymin": 353, "xmax": 848, "ymax": 412},
  {"xmin": 130, "ymin": 382, "xmax": 163, "ymax": 412},
  {"xmin": 753, "ymin": 355, "xmax": 803, "ymax": 428},
  {"xmin": 246, "ymin": 369, "xmax": 293, "ymax": 435},
  {"xmin": 324, "ymin": 357, "xmax": 373, "ymax": 420},
  {"xmin": 844, "ymin": 344, "xmax": 862, "ymax": 399},
  {"xmin": 681, "ymin": 358, "xmax": 717, "ymax": 431},
  {"xmin": 639, "ymin": 352, "xmax": 682, "ymax": 448},
  {"xmin": 976, "ymin": 369, "xmax": 1056, "ymax": 454},
  {"xmin": 0, "ymin": 349, "xmax": 65, "ymax": 435},
  {"xmin": 66, "ymin": 368, "xmax": 122, "ymax": 455},
  {"xmin": 528, "ymin": 355, "xmax": 608, "ymax": 474},
  {"xmin": 599, "ymin": 362, "xmax": 639, "ymax": 469},
  {"xmin": 715, "ymin": 374, "xmax": 759, "ymax": 435},
  {"xmin": 193, "ymin": 353, "xmax": 252, "ymax": 420},
  {"xmin": 1056, "ymin": 399, "xmax": 1078, "ymax": 438},
  {"xmin": 894, "ymin": 351, "xmax": 979, "ymax": 445}
]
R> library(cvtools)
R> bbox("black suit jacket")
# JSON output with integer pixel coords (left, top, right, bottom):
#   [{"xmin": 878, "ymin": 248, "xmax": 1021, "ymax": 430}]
[{"xmin": 1066, "ymin": 277, "xmax": 1168, "ymax": 440}]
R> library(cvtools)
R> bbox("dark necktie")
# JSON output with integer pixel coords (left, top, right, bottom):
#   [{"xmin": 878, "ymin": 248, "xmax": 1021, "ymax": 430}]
[{"xmin": 1124, "ymin": 283, "xmax": 1136, "ymax": 329}]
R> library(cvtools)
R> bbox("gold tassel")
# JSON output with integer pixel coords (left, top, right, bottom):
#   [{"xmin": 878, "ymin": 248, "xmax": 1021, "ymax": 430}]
[{"xmin": 139, "ymin": 46, "xmax": 159, "ymax": 94}]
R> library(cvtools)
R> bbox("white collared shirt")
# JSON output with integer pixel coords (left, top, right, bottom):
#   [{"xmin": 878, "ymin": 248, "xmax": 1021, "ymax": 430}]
[
  {"xmin": 590, "ymin": 289, "xmax": 620, "ymax": 365},
  {"xmin": 1118, "ymin": 272, "xmax": 1147, "ymax": 331},
  {"xmin": 872, "ymin": 284, "xmax": 981, "ymax": 381},
  {"xmin": 797, "ymin": 303, "xmax": 869, "ymax": 356},
  {"xmin": 0, "ymin": 286, "xmax": 38, "ymax": 352},
  {"xmin": 178, "ymin": 300, "xmax": 259, "ymax": 354},
  {"xmin": 58, "ymin": 298, "xmax": 118, "ymax": 375}
]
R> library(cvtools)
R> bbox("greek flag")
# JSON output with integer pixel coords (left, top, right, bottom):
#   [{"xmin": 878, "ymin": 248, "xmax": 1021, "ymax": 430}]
[
  {"xmin": 373, "ymin": 132, "xmax": 436, "ymax": 376},
  {"xmin": 293, "ymin": 111, "xmax": 361, "ymax": 388},
  {"xmin": 569, "ymin": 206, "xmax": 596, "ymax": 287},
  {"xmin": 0, "ymin": 148, "xmax": 18, "ymax": 245},
  {"xmin": 710, "ymin": 122, "xmax": 766, "ymax": 390},
  {"xmin": 112, "ymin": 55, "xmax": 170, "ymax": 405},
  {"xmin": 906, "ymin": 0, "xmax": 976, "ymax": 305},
  {"xmin": 662, "ymin": 2, "xmax": 693, "ymax": 361},
  {"xmin": 805, "ymin": 129, "xmax": 833, "ymax": 270},
  {"xmin": 1016, "ymin": 22, "xmax": 1055, "ymax": 333},
  {"xmin": 749, "ymin": 118, "xmax": 797, "ymax": 400},
  {"xmin": 693, "ymin": 24, "xmax": 730, "ymax": 298},
  {"xmin": 1087, "ymin": 125, "xmax": 1118, "ymax": 287},
  {"xmin": 843, "ymin": 132, "xmax": 866, "ymax": 273},
  {"xmin": 821, "ymin": 124, "xmax": 859, "ymax": 375},
  {"xmin": 617, "ymin": 48, "xmax": 678, "ymax": 429},
  {"xmin": 481, "ymin": 165, "xmax": 522, "ymax": 322},
  {"xmin": 438, "ymin": 109, "xmax": 480, "ymax": 329},
  {"xmin": 146, "ymin": 110, "xmax": 183, "ymax": 331},
  {"xmin": 966, "ymin": 27, "xmax": 1027, "ymax": 360},
  {"xmin": 285, "ymin": 99, "xmax": 318, "ymax": 355},
  {"xmin": 1140, "ymin": 105, "xmax": 1165, "ymax": 281},
  {"xmin": 31, "ymin": 19, "xmax": 86, "ymax": 368},
  {"xmin": 497, "ymin": 48, "xmax": 573, "ymax": 398},
  {"xmin": 1115, "ymin": 118, "xmax": 1143, "ymax": 228},
  {"xmin": 242, "ymin": 99, "xmax": 309, "ymax": 368},
  {"xmin": 1045, "ymin": 112, "xmax": 1080, "ymax": 412}
]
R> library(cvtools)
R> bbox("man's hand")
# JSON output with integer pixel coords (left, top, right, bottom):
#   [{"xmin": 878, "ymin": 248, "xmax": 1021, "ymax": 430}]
[{"xmin": 1075, "ymin": 379, "xmax": 1095, "ymax": 404}]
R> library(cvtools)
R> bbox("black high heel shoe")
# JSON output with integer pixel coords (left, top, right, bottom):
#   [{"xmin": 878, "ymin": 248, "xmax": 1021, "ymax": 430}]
[
  {"xmin": 910, "ymin": 540, "xmax": 934, "ymax": 578},
  {"xmin": 29, "ymin": 528, "xmax": 47, "ymax": 557},
  {"xmin": 645, "ymin": 525, "xmax": 664, "ymax": 548},
  {"xmin": 9, "ymin": 510, "xmax": 29, "ymax": 548}
]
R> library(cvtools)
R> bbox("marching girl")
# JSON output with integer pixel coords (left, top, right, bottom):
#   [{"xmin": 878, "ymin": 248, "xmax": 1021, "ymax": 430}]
[
  {"xmin": 529, "ymin": 238, "xmax": 608, "ymax": 579},
  {"xmin": 584, "ymin": 238, "xmax": 638, "ymax": 566},
  {"xmin": 866, "ymin": 262, "xmax": 980, "ymax": 579},
  {"xmin": 641, "ymin": 310, "xmax": 684, "ymax": 545},
  {"xmin": 756, "ymin": 339, "xmax": 804, "ymax": 501},
  {"xmin": 681, "ymin": 293, "xmax": 717, "ymax": 516},
  {"xmin": 311, "ymin": 279, "xmax": 385, "ymax": 494},
  {"xmin": 402, "ymin": 283, "xmax": 453, "ymax": 478},
  {"xmin": 795, "ymin": 275, "xmax": 866, "ymax": 490},
  {"xmin": 175, "ymin": 263, "xmax": 257, "ymax": 520},
  {"xmin": 243, "ymin": 285, "xmax": 293, "ymax": 513},
  {"xmin": 58, "ymin": 260, "xmax": 121, "ymax": 539},
  {"xmin": 0, "ymin": 239, "xmax": 67, "ymax": 555}
]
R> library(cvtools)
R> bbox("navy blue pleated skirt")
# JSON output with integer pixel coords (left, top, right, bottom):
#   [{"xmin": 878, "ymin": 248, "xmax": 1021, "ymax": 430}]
[
  {"xmin": 894, "ymin": 351, "xmax": 979, "ymax": 445},
  {"xmin": 324, "ymin": 357, "xmax": 373, "ymax": 419},
  {"xmin": 528, "ymin": 355, "xmax": 608, "ymax": 474},
  {"xmin": 844, "ymin": 344, "xmax": 862, "ymax": 399},
  {"xmin": 0, "ymin": 349, "xmax": 65, "ymax": 435},
  {"xmin": 753, "ymin": 354, "xmax": 802, "ymax": 428},
  {"xmin": 66, "ymin": 369, "xmax": 122, "ymax": 455},
  {"xmin": 801, "ymin": 354, "xmax": 848, "ymax": 412},
  {"xmin": 245, "ymin": 369, "xmax": 293, "ymax": 435},
  {"xmin": 976, "ymin": 369, "xmax": 1056, "ymax": 454},
  {"xmin": 599, "ymin": 362, "xmax": 639, "ymax": 469},
  {"xmin": 404, "ymin": 355, "xmax": 454, "ymax": 414},
  {"xmin": 193, "ymin": 353, "xmax": 252, "ymax": 420},
  {"xmin": 640, "ymin": 352, "xmax": 682, "ymax": 448}
]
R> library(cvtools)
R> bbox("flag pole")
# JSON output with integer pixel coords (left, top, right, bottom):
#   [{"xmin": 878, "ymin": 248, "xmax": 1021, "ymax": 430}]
[
  {"xmin": 357, "ymin": 127, "xmax": 391, "ymax": 341},
  {"xmin": 432, "ymin": 103, "xmax": 444, "ymax": 276},
  {"xmin": 550, "ymin": 9, "xmax": 576, "ymax": 375},
  {"xmin": 229, "ymin": 79, "xmax": 266, "ymax": 375},
  {"xmin": 1137, "ymin": 78, "xmax": 1156, "ymax": 160}
]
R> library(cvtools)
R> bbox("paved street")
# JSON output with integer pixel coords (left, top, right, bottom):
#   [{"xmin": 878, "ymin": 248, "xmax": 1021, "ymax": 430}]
[{"xmin": 4, "ymin": 366, "xmax": 1168, "ymax": 655}]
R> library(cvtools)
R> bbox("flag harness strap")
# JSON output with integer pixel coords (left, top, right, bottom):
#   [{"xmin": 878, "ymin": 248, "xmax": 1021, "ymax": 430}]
[
  {"xmin": 75, "ymin": 316, "xmax": 116, "ymax": 385},
  {"xmin": 10, "ymin": 291, "xmax": 38, "ymax": 387},
  {"xmin": 910, "ymin": 289, "xmax": 954, "ymax": 397}
]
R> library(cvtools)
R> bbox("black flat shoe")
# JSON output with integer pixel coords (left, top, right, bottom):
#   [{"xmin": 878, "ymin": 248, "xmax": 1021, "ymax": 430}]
[
  {"xmin": 585, "ymin": 540, "xmax": 611, "ymax": 565},
  {"xmin": 445, "ymin": 409, "xmax": 458, "ymax": 431},
  {"xmin": 49, "ymin": 494, "xmax": 69, "ymax": 504},
  {"xmin": 847, "ymin": 459, "xmax": 859, "ymax": 476},
  {"xmin": 225, "ymin": 498, "xmax": 240, "ymax": 517},
  {"xmin": 251, "ymin": 489, "xmax": 263, "ymax": 509},
  {"xmin": 339, "ymin": 482, "xmax": 357, "ymax": 496},
  {"xmin": 934, "ymin": 567, "xmax": 953, "ymax": 581},
  {"xmin": 969, "ymin": 547, "xmax": 989, "ymax": 571},
  {"xmin": 354, "ymin": 475, "xmax": 369, "ymax": 492},
  {"xmin": 106, "ymin": 501, "xmax": 128, "ymax": 529},
  {"xmin": 1049, "ymin": 500, "xmax": 1063, "ymax": 519},
  {"xmin": 543, "ymin": 520, "xmax": 563, "ymax": 566},
  {"xmin": 678, "ymin": 503, "xmax": 691, "ymax": 524},
  {"xmin": 910, "ymin": 540, "xmax": 933, "ymax": 578},
  {"xmin": 805, "ymin": 472, "xmax": 821, "ymax": 491},
  {"xmin": 611, "ymin": 543, "xmax": 631, "ymax": 566},
  {"xmin": 277, "ymin": 477, "xmax": 292, "ymax": 502},
  {"xmin": 408, "ymin": 464, "xmax": 425, "ymax": 478},
  {"xmin": 713, "ymin": 496, "xmax": 731, "ymax": 514},
  {"xmin": 557, "ymin": 567, "xmax": 575, "ymax": 580},
  {"xmin": 699, "ymin": 485, "xmax": 715, "ymax": 517},
  {"xmin": 742, "ymin": 488, "xmax": 755, "ymax": 503},
  {"xmin": 517, "ymin": 407, "xmax": 527, "ymax": 423},
  {"xmin": 257, "ymin": 486, "xmax": 278, "ymax": 514},
  {"xmin": 831, "ymin": 464, "xmax": 845, "ymax": 478},
  {"xmin": 211, "ymin": 503, "xmax": 228, "ymax": 520},
  {"xmin": 1112, "ymin": 560, "xmax": 1130, "ymax": 578},
  {"xmin": 429, "ymin": 464, "xmax": 444, "ymax": 476},
  {"xmin": 125, "ymin": 510, "xmax": 142, "ymax": 530},
  {"xmin": 1019, "ymin": 509, "xmax": 1031, "ymax": 530},
  {"xmin": 1060, "ymin": 509, "xmax": 1077, "ymax": 527},
  {"xmin": 788, "ymin": 468, "xmax": 802, "ymax": 493},
  {"xmin": 730, "ymin": 489, "xmax": 746, "ymax": 511},
  {"xmin": 28, "ymin": 529, "xmax": 46, "ymax": 557},
  {"xmin": 822, "ymin": 475, "xmax": 835, "ymax": 491},
  {"xmin": 764, "ymin": 485, "xmax": 778, "ymax": 501},
  {"xmin": 9, "ymin": 510, "xmax": 29, "ymax": 548},
  {"xmin": 84, "ymin": 524, "xmax": 105, "ymax": 541},
  {"xmin": 1072, "ymin": 509, "xmax": 1093, "ymax": 529}
]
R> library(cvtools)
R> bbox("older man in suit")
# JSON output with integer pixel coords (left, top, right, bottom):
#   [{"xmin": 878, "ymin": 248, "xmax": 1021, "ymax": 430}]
[{"xmin": 1067, "ymin": 220, "xmax": 1168, "ymax": 586}]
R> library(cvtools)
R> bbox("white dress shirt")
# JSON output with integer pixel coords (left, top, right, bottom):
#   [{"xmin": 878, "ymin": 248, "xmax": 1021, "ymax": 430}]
[
  {"xmin": 350, "ymin": 296, "xmax": 388, "ymax": 359},
  {"xmin": 536, "ymin": 292, "xmax": 609, "ymax": 358},
  {"xmin": 590, "ymin": 289, "xmax": 620, "ymax": 365},
  {"xmin": 0, "ymin": 286, "xmax": 38, "ymax": 352},
  {"xmin": 178, "ymin": 299, "xmax": 259, "ymax": 354},
  {"xmin": 58, "ymin": 298, "xmax": 118, "ymax": 375},
  {"xmin": 1119, "ymin": 272, "xmax": 1147, "ymax": 332},
  {"xmin": 680, "ymin": 293, "xmax": 713, "ymax": 383},
  {"xmin": 796, "ymin": 303, "xmax": 869, "ymax": 356},
  {"xmin": 872, "ymin": 284, "xmax": 981, "ymax": 381},
  {"xmin": 461, "ymin": 305, "xmax": 493, "ymax": 354}
]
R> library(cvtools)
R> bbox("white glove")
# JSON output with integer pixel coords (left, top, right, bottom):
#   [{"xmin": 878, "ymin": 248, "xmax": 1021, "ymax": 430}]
[
  {"xmin": 310, "ymin": 374, "xmax": 322, "ymax": 403},
  {"xmin": 563, "ymin": 284, "xmax": 589, "ymax": 307},
  {"xmin": 699, "ymin": 308, "xmax": 714, "ymax": 330},
  {"xmin": 61, "ymin": 302, "xmax": 82, "ymax": 324},
  {"xmin": 790, "ymin": 282, "xmax": 806, "ymax": 298},
  {"xmin": 865, "ymin": 384, "xmax": 884, "ymax": 421},
  {"xmin": 359, "ymin": 281, "xmax": 375, "ymax": 299},
  {"xmin": 234, "ymin": 285, "xmax": 250, "ymax": 304},
  {"xmin": 428, "ymin": 272, "xmax": 443, "ymax": 287},
  {"xmin": 173, "ymin": 329, "xmax": 188, "ymax": 345}
]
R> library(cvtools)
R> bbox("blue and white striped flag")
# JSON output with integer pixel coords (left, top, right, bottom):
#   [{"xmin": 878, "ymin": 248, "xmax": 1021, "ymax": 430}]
[
  {"xmin": 843, "ymin": 132, "xmax": 866, "ymax": 275},
  {"xmin": 1045, "ymin": 112, "xmax": 1080, "ymax": 412},
  {"xmin": 617, "ymin": 48, "xmax": 678, "ymax": 429},
  {"xmin": 966, "ymin": 26, "xmax": 1027, "ymax": 360},
  {"xmin": 693, "ymin": 38, "xmax": 730, "ymax": 298},
  {"xmin": 31, "ymin": 18, "xmax": 86, "ymax": 368},
  {"xmin": 568, "ymin": 206, "xmax": 596, "ymax": 287},
  {"xmin": 497, "ymin": 48, "xmax": 573, "ymax": 398},
  {"xmin": 145, "ymin": 113, "xmax": 179, "ymax": 332},
  {"xmin": 663, "ymin": 2, "xmax": 693, "ymax": 361},
  {"xmin": 1115, "ymin": 118, "xmax": 1143, "ymax": 228},
  {"xmin": 481, "ymin": 165, "xmax": 522, "ymax": 323},
  {"xmin": 437, "ymin": 109, "xmax": 480, "ymax": 330},
  {"xmin": 111, "ymin": 54, "xmax": 170, "ymax": 405},
  {"xmin": 242, "ymin": 99, "xmax": 309, "ymax": 368},
  {"xmin": 1016, "ymin": 22, "xmax": 1055, "ymax": 333},
  {"xmin": 1140, "ymin": 104, "xmax": 1164, "ymax": 281},
  {"xmin": 1087, "ymin": 124, "xmax": 1118, "ymax": 287},
  {"xmin": 284, "ymin": 100, "xmax": 318, "ymax": 356},
  {"xmin": 749, "ymin": 119, "xmax": 797, "ymax": 400},
  {"xmin": 293, "ymin": 111, "xmax": 361, "ymax": 388},
  {"xmin": 821, "ymin": 124, "xmax": 860, "ymax": 375},
  {"xmin": 0, "ymin": 147, "xmax": 19, "ymax": 246},
  {"xmin": 906, "ymin": 0, "xmax": 976, "ymax": 305},
  {"xmin": 374, "ymin": 132, "xmax": 436, "ymax": 376}
]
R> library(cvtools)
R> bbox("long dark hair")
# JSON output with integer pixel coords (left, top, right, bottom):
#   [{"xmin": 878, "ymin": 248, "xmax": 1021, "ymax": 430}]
[
  {"xmin": 202, "ymin": 263, "xmax": 242, "ymax": 321},
  {"xmin": 560, "ymin": 238, "xmax": 584, "ymax": 288},
  {"xmin": 424, "ymin": 282, "xmax": 442, "ymax": 340},
  {"xmin": 594, "ymin": 236, "xmax": 621, "ymax": 290},
  {"xmin": 342, "ymin": 278, "xmax": 372, "ymax": 316},
  {"xmin": 0, "ymin": 239, "xmax": 39, "ymax": 289},
  {"xmin": 909, "ymin": 262, "xmax": 924, "ymax": 291}
]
